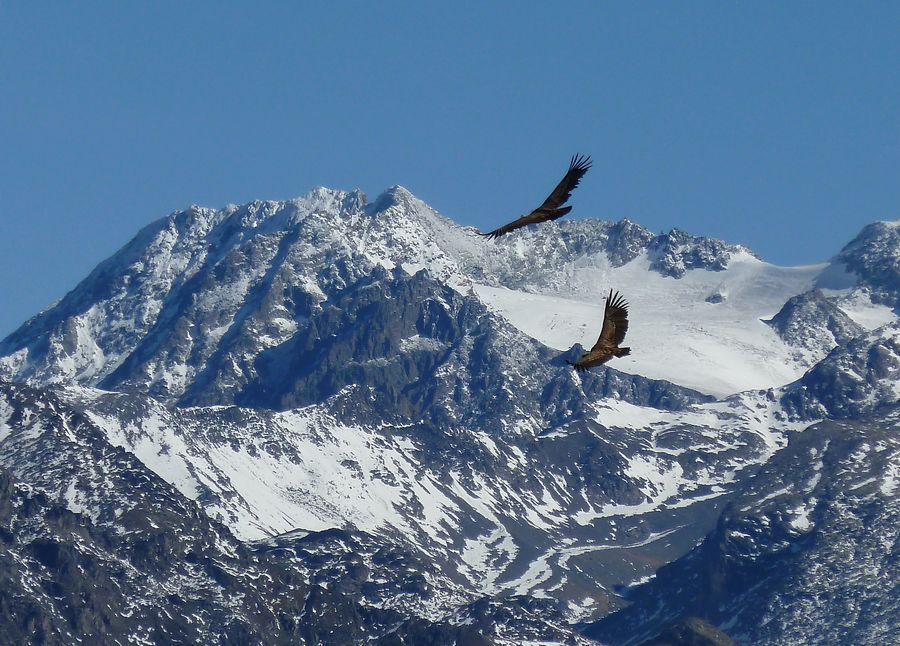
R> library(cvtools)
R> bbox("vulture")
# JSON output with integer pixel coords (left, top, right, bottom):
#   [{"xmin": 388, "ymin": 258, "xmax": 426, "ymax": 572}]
[
  {"xmin": 567, "ymin": 290, "xmax": 631, "ymax": 372},
  {"xmin": 479, "ymin": 154, "xmax": 592, "ymax": 239}
]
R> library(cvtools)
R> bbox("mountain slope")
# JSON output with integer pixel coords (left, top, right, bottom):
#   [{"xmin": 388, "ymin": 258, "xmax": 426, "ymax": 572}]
[
  {"xmin": 6, "ymin": 188, "xmax": 892, "ymax": 400},
  {"xmin": 781, "ymin": 321, "xmax": 900, "ymax": 420},
  {"xmin": 14, "ymin": 261, "xmax": 804, "ymax": 626},
  {"xmin": 585, "ymin": 407, "xmax": 900, "ymax": 646},
  {"xmin": 0, "ymin": 186, "xmax": 897, "ymax": 642},
  {"xmin": 826, "ymin": 220, "xmax": 900, "ymax": 308},
  {"xmin": 0, "ymin": 380, "xmax": 592, "ymax": 645}
]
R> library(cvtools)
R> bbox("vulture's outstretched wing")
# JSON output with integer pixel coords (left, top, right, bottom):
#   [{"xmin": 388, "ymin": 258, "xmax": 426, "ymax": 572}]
[
  {"xmin": 479, "ymin": 154, "xmax": 591, "ymax": 239},
  {"xmin": 478, "ymin": 213, "xmax": 544, "ymax": 240},
  {"xmin": 537, "ymin": 154, "xmax": 593, "ymax": 211},
  {"xmin": 591, "ymin": 289, "xmax": 629, "ymax": 351}
]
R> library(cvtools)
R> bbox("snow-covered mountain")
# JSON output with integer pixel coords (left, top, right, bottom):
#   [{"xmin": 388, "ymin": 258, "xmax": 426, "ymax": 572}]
[
  {"xmin": 1, "ymin": 186, "xmax": 897, "ymax": 644},
  {"xmin": 0, "ymin": 379, "xmax": 588, "ymax": 645},
  {"xmin": 3, "ymin": 187, "xmax": 894, "ymax": 400},
  {"xmin": 585, "ymin": 406, "xmax": 900, "ymax": 646}
]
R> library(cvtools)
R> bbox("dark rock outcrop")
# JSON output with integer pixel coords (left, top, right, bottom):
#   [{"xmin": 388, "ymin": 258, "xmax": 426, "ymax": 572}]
[
  {"xmin": 781, "ymin": 321, "xmax": 900, "ymax": 419},
  {"xmin": 639, "ymin": 617, "xmax": 734, "ymax": 646},
  {"xmin": 829, "ymin": 220, "xmax": 900, "ymax": 307},
  {"xmin": 648, "ymin": 229, "xmax": 748, "ymax": 278},
  {"xmin": 765, "ymin": 289, "xmax": 864, "ymax": 363},
  {"xmin": 584, "ymin": 410, "xmax": 900, "ymax": 645}
]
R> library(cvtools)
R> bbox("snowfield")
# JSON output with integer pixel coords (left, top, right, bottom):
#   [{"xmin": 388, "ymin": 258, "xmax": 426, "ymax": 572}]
[{"xmin": 473, "ymin": 252, "xmax": 825, "ymax": 396}]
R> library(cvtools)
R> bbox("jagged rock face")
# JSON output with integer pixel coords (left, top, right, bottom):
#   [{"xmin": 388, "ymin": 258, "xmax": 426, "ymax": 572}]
[
  {"xmin": 0, "ymin": 187, "xmax": 753, "ymax": 401},
  {"xmin": 584, "ymin": 409, "xmax": 900, "ymax": 646},
  {"xmin": 571, "ymin": 219, "xmax": 654, "ymax": 268},
  {"xmin": 831, "ymin": 220, "xmax": 900, "ymax": 307},
  {"xmin": 63, "ymin": 366, "xmax": 741, "ymax": 615},
  {"xmin": 457, "ymin": 218, "xmax": 747, "ymax": 293},
  {"xmin": 234, "ymin": 266, "xmax": 523, "ymax": 417},
  {"xmin": 765, "ymin": 289, "xmax": 865, "ymax": 366},
  {"xmin": 0, "ymin": 467, "xmax": 323, "ymax": 646},
  {"xmin": 262, "ymin": 528, "xmax": 595, "ymax": 645},
  {"xmin": 0, "ymin": 381, "xmax": 593, "ymax": 646},
  {"xmin": 781, "ymin": 322, "xmax": 900, "ymax": 419},
  {"xmin": 258, "ymin": 527, "xmax": 468, "ymax": 618},
  {"xmin": 232, "ymin": 266, "xmax": 705, "ymax": 418},
  {"xmin": 0, "ymin": 382, "xmax": 350, "ymax": 645},
  {"xmin": 0, "ymin": 190, "xmax": 369, "ymax": 394},
  {"xmin": 647, "ymin": 229, "xmax": 749, "ymax": 278},
  {"xmin": 639, "ymin": 617, "xmax": 735, "ymax": 646}
]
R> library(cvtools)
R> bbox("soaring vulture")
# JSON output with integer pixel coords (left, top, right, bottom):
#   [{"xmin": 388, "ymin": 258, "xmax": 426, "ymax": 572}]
[
  {"xmin": 567, "ymin": 290, "xmax": 631, "ymax": 372},
  {"xmin": 479, "ymin": 154, "xmax": 592, "ymax": 239}
]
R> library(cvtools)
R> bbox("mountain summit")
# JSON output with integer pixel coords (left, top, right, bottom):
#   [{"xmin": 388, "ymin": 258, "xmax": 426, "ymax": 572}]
[
  {"xmin": 5, "ymin": 187, "xmax": 892, "ymax": 399},
  {"xmin": 1, "ymin": 187, "xmax": 897, "ymax": 644}
]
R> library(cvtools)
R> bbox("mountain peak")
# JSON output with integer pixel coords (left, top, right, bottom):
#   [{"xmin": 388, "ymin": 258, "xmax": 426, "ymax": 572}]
[
  {"xmin": 829, "ymin": 218, "xmax": 900, "ymax": 307},
  {"xmin": 1, "ymin": 185, "xmax": 896, "ymax": 401},
  {"xmin": 840, "ymin": 219, "xmax": 900, "ymax": 252},
  {"xmin": 366, "ymin": 185, "xmax": 421, "ymax": 215},
  {"xmin": 301, "ymin": 185, "xmax": 367, "ymax": 212}
]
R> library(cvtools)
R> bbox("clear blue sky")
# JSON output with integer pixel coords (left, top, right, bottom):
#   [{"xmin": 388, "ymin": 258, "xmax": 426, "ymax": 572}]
[{"xmin": 1, "ymin": 3, "xmax": 898, "ymax": 337}]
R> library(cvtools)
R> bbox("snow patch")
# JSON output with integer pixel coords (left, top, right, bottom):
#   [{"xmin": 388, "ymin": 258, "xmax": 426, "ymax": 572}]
[
  {"xmin": 0, "ymin": 396, "xmax": 13, "ymax": 443},
  {"xmin": 474, "ymin": 254, "xmax": 822, "ymax": 396},
  {"xmin": 400, "ymin": 335, "xmax": 449, "ymax": 353},
  {"xmin": 881, "ymin": 459, "xmax": 900, "ymax": 496},
  {"xmin": 788, "ymin": 498, "xmax": 816, "ymax": 532}
]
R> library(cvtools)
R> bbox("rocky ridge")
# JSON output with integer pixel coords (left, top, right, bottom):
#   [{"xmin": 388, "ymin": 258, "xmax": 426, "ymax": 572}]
[
  {"xmin": 585, "ymin": 407, "xmax": 900, "ymax": 645},
  {"xmin": 0, "ymin": 187, "xmax": 897, "ymax": 644}
]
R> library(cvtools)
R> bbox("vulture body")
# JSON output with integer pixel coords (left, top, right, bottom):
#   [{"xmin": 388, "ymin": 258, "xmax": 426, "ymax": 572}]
[
  {"xmin": 567, "ymin": 290, "xmax": 631, "ymax": 372},
  {"xmin": 479, "ymin": 154, "xmax": 592, "ymax": 239}
]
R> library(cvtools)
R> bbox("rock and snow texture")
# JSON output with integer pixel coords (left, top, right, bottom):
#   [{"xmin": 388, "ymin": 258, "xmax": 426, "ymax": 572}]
[
  {"xmin": 63, "ymin": 379, "xmax": 811, "ymax": 610},
  {"xmin": 585, "ymin": 408, "xmax": 900, "ymax": 646},
  {"xmin": 765, "ymin": 289, "xmax": 865, "ymax": 366},
  {"xmin": 471, "ymin": 251, "xmax": 821, "ymax": 397},
  {"xmin": 0, "ymin": 186, "xmax": 898, "ymax": 643},
  {"xmin": 0, "ymin": 380, "xmax": 591, "ymax": 645},
  {"xmin": 3, "ymin": 187, "xmax": 894, "ymax": 401},
  {"xmin": 825, "ymin": 219, "xmax": 900, "ymax": 308},
  {"xmin": 781, "ymin": 321, "xmax": 900, "ymax": 420}
]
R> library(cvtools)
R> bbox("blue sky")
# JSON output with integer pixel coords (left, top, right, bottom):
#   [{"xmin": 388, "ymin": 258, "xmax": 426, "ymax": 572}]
[{"xmin": 1, "ymin": 3, "xmax": 898, "ymax": 337}]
